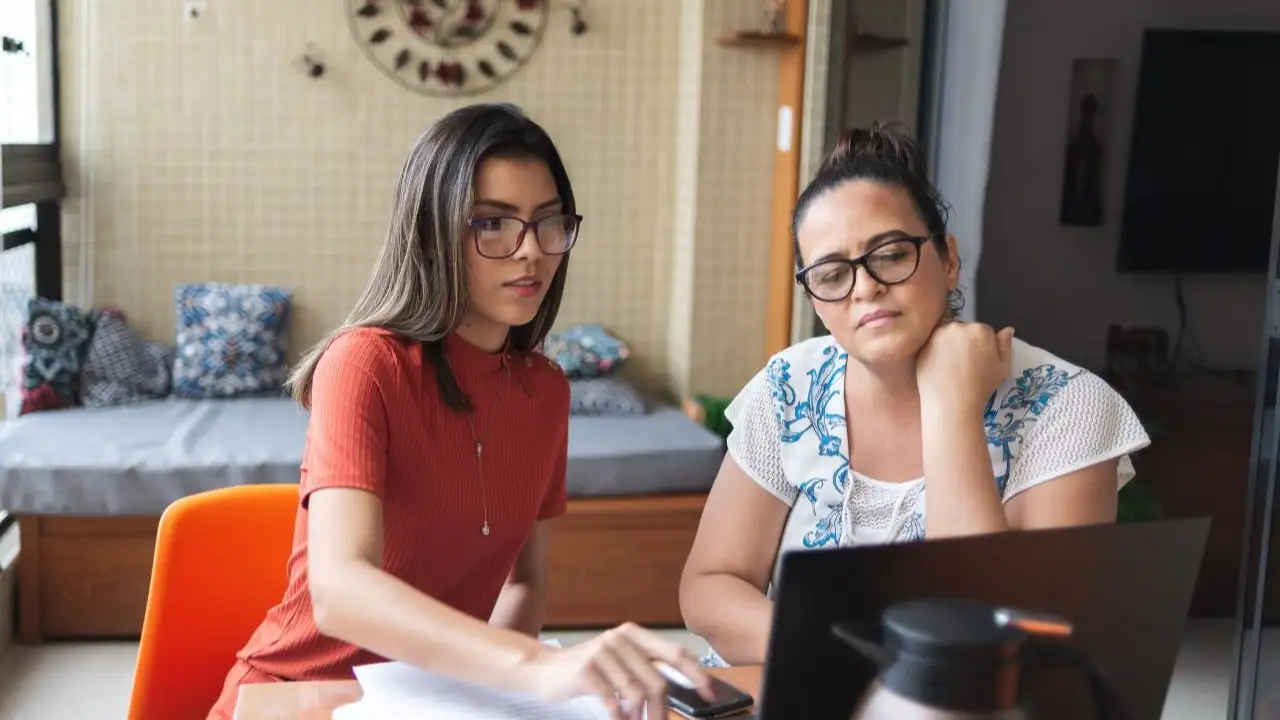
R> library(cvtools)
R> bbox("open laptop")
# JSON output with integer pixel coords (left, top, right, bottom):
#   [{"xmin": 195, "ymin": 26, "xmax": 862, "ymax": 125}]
[{"xmin": 746, "ymin": 518, "xmax": 1210, "ymax": 720}]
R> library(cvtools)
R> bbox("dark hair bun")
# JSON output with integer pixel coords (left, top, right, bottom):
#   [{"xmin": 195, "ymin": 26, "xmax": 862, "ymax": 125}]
[{"xmin": 818, "ymin": 121, "xmax": 929, "ymax": 179}]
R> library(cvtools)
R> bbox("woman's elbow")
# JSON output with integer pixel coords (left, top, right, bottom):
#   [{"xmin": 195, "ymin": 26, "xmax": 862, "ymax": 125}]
[
  {"xmin": 678, "ymin": 564, "xmax": 716, "ymax": 633},
  {"xmin": 309, "ymin": 577, "xmax": 339, "ymax": 637},
  {"xmin": 308, "ymin": 562, "xmax": 359, "ymax": 638}
]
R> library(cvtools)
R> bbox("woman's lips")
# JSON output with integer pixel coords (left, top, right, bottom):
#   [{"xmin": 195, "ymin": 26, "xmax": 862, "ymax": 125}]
[
  {"xmin": 858, "ymin": 310, "xmax": 901, "ymax": 328},
  {"xmin": 505, "ymin": 279, "xmax": 543, "ymax": 298}
]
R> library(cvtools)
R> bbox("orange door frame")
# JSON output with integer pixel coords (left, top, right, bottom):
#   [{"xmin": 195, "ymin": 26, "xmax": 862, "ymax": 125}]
[{"xmin": 765, "ymin": 0, "xmax": 809, "ymax": 356}]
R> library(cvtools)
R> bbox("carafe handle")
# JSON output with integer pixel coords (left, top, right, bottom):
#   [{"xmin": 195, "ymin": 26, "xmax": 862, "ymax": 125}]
[{"xmin": 1019, "ymin": 638, "xmax": 1129, "ymax": 720}]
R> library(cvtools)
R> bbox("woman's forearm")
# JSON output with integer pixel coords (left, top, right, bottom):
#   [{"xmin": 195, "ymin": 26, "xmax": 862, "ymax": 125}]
[
  {"xmin": 681, "ymin": 573, "xmax": 774, "ymax": 665},
  {"xmin": 312, "ymin": 560, "xmax": 544, "ymax": 692},
  {"xmin": 489, "ymin": 579, "xmax": 547, "ymax": 638},
  {"xmin": 921, "ymin": 399, "xmax": 1009, "ymax": 538}
]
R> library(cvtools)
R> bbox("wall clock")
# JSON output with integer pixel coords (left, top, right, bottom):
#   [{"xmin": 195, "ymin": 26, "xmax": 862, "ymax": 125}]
[{"xmin": 346, "ymin": 0, "xmax": 551, "ymax": 97}]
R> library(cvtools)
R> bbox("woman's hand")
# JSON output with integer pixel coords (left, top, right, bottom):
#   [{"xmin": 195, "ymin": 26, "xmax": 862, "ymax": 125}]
[
  {"xmin": 916, "ymin": 321, "xmax": 1015, "ymax": 412},
  {"xmin": 521, "ymin": 623, "xmax": 713, "ymax": 720}
]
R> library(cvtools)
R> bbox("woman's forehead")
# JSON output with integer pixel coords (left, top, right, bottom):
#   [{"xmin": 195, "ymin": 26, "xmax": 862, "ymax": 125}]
[{"xmin": 799, "ymin": 182, "xmax": 925, "ymax": 254}]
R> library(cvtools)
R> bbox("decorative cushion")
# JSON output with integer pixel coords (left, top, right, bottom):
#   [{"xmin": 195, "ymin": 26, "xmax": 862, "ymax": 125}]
[
  {"xmin": 544, "ymin": 324, "xmax": 630, "ymax": 378},
  {"xmin": 81, "ymin": 311, "xmax": 175, "ymax": 408},
  {"xmin": 19, "ymin": 297, "xmax": 95, "ymax": 415},
  {"xmin": 172, "ymin": 282, "xmax": 291, "ymax": 399},
  {"xmin": 568, "ymin": 377, "xmax": 647, "ymax": 416}
]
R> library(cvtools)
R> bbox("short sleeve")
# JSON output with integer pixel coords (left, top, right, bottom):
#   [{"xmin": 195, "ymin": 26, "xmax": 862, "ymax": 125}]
[
  {"xmin": 725, "ymin": 368, "xmax": 799, "ymax": 505},
  {"xmin": 539, "ymin": 396, "xmax": 570, "ymax": 521},
  {"xmin": 1003, "ymin": 371, "xmax": 1151, "ymax": 500},
  {"xmin": 300, "ymin": 332, "xmax": 391, "ymax": 508}
]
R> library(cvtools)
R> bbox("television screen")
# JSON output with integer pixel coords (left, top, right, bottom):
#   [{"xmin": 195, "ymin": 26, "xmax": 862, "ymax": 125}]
[{"xmin": 1118, "ymin": 29, "xmax": 1280, "ymax": 273}]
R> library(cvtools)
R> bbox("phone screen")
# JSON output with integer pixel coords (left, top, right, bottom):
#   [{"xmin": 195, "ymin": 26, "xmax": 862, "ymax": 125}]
[{"xmin": 663, "ymin": 671, "xmax": 754, "ymax": 718}]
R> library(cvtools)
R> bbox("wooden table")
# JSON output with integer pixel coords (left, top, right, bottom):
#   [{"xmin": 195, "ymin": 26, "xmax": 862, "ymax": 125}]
[{"xmin": 234, "ymin": 666, "xmax": 763, "ymax": 719}]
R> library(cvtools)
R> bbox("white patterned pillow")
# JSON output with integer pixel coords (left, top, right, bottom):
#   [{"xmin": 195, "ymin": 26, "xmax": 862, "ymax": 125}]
[
  {"xmin": 568, "ymin": 377, "xmax": 646, "ymax": 416},
  {"xmin": 81, "ymin": 312, "xmax": 174, "ymax": 407}
]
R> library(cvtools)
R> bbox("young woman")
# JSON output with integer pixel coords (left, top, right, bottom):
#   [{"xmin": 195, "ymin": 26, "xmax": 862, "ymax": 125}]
[
  {"xmin": 679, "ymin": 124, "xmax": 1151, "ymax": 667},
  {"xmin": 210, "ymin": 104, "xmax": 711, "ymax": 720}
]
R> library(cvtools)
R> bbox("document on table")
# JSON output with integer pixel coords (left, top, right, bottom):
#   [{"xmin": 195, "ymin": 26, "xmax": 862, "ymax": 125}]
[{"xmin": 329, "ymin": 638, "xmax": 640, "ymax": 720}]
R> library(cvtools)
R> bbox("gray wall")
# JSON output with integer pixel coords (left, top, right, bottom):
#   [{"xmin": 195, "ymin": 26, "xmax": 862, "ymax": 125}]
[
  {"xmin": 979, "ymin": 0, "xmax": 1280, "ymax": 371},
  {"xmin": 930, "ymin": 0, "xmax": 1007, "ymax": 322}
]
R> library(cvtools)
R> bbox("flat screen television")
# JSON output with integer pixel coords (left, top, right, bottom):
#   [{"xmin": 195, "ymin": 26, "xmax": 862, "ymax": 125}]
[{"xmin": 1117, "ymin": 29, "xmax": 1280, "ymax": 273}]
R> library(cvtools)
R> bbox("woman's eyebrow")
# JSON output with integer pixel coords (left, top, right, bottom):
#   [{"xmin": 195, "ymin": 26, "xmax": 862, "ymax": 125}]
[
  {"xmin": 856, "ymin": 229, "xmax": 911, "ymax": 251},
  {"xmin": 473, "ymin": 197, "xmax": 562, "ymax": 212}
]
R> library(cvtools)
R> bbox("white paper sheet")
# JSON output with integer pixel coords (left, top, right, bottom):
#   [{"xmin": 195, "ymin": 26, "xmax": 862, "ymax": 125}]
[{"xmin": 331, "ymin": 638, "xmax": 635, "ymax": 720}]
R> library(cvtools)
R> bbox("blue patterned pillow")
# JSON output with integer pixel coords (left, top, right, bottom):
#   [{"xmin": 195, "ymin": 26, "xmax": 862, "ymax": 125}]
[
  {"xmin": 19, "ymin": 297, "xmax": 95, "ymax": 414},
  {"xmin": 568, "ymin": 377, "xmax": 647, "ymax": 416},
  {"xmin": 172, "ymin": 283, "xmax": 291, "ymax": 399},
  {"xmin": 544, "ymin": 324, "xmax": 630, "ymax": 378}
]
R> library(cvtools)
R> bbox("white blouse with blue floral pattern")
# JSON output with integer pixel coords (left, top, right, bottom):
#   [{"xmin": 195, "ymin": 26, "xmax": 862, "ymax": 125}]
[{"xmin": 701, "ymin": 334, "xmax": 1151, "ymax": 667}]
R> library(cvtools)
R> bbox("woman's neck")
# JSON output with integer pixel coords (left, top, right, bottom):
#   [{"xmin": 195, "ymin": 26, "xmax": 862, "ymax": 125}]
[
  {"xmin": 845, "ymin": 356, "xmax": 921, "ymax": 411},
  {"xmin": 454, "ymin": 315, "xmax": 510, "ymax": 354}
]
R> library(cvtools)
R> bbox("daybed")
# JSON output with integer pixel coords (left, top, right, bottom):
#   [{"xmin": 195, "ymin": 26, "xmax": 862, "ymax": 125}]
[{"xmin": 0, "ymin": 397, "xmax": 724, "ymax": 643}]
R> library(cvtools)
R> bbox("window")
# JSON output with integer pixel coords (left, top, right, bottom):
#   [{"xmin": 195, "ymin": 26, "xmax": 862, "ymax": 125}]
[
  {"xmin": 1, "ymin": 0, "xmax": 55, "ymax": 416},
  {"xmin": 1, "ymin": 0, "xmax": 54, "ymax": 144}
]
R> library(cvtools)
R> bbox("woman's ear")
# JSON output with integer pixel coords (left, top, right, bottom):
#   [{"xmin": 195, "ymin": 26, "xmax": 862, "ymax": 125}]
[{"xmin": 943, "ymin": 233, "xmax": 962, "ymax": 291}]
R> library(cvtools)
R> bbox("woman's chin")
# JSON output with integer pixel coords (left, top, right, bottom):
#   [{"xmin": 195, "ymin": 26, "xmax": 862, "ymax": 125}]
[
  {"xmin": 838, "ymin": 331, "xmax": 922, "ymax": 367},
  {"xmin": 482, "ymin": 303, "xmax": 543, "ymax": 330}
]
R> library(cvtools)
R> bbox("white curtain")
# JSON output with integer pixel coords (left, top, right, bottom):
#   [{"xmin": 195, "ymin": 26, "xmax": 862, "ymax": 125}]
[{"xmin": 925, "ymin": 0, "xmax": 1007, "ymax": 322}]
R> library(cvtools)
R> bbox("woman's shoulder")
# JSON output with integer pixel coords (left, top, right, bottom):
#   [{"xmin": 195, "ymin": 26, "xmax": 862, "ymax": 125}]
[
  {"xmin": 754, "ymin": 335, "xmax": 846, "ymax": 394},
  {"xmin": 770, "ymin": 334, "xmax": 846, "ymax": 371},
  {"xmin": 727, "ymin": 335, "xmax": 842, "ymax": 413},
  {"xmin": 323, "ymin": 327, "xmax": 413, "ymax": 369},
  {"xmin": 523, "ymin": 349, "xmax": 571, "ymax": 410},
  {"xmin": 992, "ymin": 338, "xmax": 1148, "ymax": 450},
  {"xmin": 994, "ymin": 338, "xmax": 1104, "ymax": 413},
  {"xmin": 995, "ymin": 339, "xmax": 1151, "ymax": 495},
  {"xmin": 1008, "ymin": 338, "xmax": 1085, "ymax": 378}
]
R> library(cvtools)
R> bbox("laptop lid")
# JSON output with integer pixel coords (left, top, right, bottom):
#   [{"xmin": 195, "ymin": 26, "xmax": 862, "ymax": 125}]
[{"xmin": 755, "ymin": 518, "xmax": 1209, "ymax": 720}]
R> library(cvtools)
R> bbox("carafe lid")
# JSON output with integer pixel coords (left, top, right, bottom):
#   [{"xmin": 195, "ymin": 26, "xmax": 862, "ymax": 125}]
[{"xmin": 883, "ymin": 598, "xmax": 1024, "ymax": 665}]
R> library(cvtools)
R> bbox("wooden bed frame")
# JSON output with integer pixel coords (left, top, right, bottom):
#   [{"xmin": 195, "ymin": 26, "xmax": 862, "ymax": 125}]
[{"xmin": 15, "ymin": 493, "xmax": 707, "ymax": 644}]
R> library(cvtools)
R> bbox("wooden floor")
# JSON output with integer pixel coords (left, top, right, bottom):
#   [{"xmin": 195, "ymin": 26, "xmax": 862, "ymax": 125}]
[{"xmin": 16, "ymin": 493, "xmax": 707, "ymax": 643}]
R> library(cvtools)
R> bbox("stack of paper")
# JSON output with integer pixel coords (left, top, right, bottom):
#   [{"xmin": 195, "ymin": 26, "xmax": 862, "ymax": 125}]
[
  {"xmin": 331, "ymin": 640, "xmax": 640, "ymax": 720},
  {"xmin": 330, "ymin": 660, "xmax": 615, "ymax": 720}
]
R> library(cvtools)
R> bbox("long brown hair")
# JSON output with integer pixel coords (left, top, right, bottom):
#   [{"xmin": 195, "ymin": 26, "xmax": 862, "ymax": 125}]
[{"xmin": 288, "ymin": 103, "xmax": 575, "ymax": 411}]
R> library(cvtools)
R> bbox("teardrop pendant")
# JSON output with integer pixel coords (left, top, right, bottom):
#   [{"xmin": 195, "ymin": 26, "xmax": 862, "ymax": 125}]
[{"xmin": 482, "ymin": 521, "xmax": 490, "ymax": 536}]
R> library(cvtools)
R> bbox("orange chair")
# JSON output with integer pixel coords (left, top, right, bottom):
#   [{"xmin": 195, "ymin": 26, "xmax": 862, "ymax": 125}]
[{"xmin": 128, "ymin": 484, "xmax": 300, "ymax": 720}]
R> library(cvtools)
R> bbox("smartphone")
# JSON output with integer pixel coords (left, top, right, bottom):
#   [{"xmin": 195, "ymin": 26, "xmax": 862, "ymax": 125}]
[{"xmin": 664, "ymin": 672, "xmax": 755, "ymax": 719}]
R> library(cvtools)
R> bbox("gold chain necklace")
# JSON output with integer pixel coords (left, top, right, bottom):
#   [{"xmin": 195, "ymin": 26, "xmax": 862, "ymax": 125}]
[{"xmin": 448, "ymin": 354, "xmax": 511, "ymax": 538}]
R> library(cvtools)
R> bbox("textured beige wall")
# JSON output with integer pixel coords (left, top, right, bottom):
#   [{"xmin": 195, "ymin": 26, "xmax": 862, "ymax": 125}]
[{"xmin": 55, "ymin": 0, "xmax": 781, "ymax": 398}]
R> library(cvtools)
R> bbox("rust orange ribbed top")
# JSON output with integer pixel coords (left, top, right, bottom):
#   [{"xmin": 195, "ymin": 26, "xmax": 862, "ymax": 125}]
[{"xmin": 220, "ymin": 327, "xmax": 568, "ymax": 694}]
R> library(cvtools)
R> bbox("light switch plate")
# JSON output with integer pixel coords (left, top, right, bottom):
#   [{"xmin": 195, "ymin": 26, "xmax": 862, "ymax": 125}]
[{"xmin": 777, "ymin": 105, "xmax": 794, "ymax": 153}]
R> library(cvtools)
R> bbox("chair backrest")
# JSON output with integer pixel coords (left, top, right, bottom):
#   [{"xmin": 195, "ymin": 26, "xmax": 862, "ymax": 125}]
[{"xmin": 128, "ymin": 483, "xmax": 300, "ymax": 720}]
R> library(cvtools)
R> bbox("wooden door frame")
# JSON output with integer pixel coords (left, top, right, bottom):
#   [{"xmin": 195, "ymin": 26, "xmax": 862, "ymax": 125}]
[{"xmin": 765, "ymin": 0, "xmax": 810, "ymax": 356}]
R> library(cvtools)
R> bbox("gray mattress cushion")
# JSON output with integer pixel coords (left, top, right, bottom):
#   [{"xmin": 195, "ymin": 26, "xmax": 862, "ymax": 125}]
[
  {"xmin": 0, "ymin": 399, "xmax": 724, "ymax": 515},
  {"xmin": 565, "ymin": 407, "xmax": 724, "ymax": 498},
  {"xmin": 0, "ymin": 398, "xmax": 307, "ymax": 515}
]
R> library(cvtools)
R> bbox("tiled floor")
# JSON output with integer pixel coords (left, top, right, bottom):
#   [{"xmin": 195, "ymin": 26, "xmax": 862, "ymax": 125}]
[{"xmin": 0, "ymin": 621, "xmax": 1248, "ymax": 719}]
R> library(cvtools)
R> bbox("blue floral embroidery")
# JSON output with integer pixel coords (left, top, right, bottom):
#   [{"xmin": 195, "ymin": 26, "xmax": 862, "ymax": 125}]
[
  {"xmin": 900, "ymin": 511, "xmax": 925, "ymax": 542},
  {"xmin": 767, "ymin": 346, "xmax": 849, "ymax": 548},
  {"xmin": 769, "ymin": 343, "xmax": 1077, "ymax": 549},
  {"xmin": 983, "ymin": 364, "xmax": 1077, "ymax": 495}
]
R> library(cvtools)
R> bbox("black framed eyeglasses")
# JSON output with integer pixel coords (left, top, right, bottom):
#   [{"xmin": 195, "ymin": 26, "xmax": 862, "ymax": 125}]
[
  {"xmin": 469, "ymin": 213, "xmax": 583, "ymax": 259},
  {"xmin": 795, "ymin": 234, "xmax": 936, "ymax": 303}
]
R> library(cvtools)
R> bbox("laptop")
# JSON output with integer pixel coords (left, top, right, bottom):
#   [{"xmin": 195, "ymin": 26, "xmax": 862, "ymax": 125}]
[{"xmin": 749, "ymin": 518, "xmax": 1210, "ymax": 720}]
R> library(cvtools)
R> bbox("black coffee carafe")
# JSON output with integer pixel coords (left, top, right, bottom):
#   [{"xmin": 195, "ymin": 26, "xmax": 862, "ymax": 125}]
[{"xmin": 834, "ymin": 598, "xmax": 1127, "ymax": 720}]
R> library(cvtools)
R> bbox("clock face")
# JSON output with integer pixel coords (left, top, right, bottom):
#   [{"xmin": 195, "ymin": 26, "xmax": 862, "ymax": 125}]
[{"xmin": 346, "ymin": 0, "xmax": 550, "ymax": 97}]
